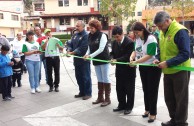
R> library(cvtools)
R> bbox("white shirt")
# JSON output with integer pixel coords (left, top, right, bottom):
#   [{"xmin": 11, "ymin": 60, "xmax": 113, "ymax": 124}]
[
  {"xmin": 85, "ymin": 33, "xmax": 107, "ymax": 58},
  {"xmin": 10, "ymin": 39, "xmax": 25, "ymax": 56},
  {"xmin": 24, "ymin": 41, "xmax": 40, "ymax": 61}
]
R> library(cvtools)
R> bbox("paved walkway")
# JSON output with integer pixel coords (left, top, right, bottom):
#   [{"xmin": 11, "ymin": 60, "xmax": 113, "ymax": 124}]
[{"xmin": 0, "ymin": 57, "xmax": 194, "ymax": 126}]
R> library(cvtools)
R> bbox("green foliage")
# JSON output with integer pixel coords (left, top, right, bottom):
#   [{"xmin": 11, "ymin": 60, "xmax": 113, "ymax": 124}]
[
  {"xmin": 52, "ymin": 34, "xmax": 71, "ymax": 39},
  {"xmin": 52, "ymin": 34, "xmax": 71, "ymax": 45},
  {"xmin": 168, "ymin": 0, "xmax": 194, "ymax": 25},
  {"xmin": 126, "ymin": 19, "xmax": 137, "ymax": 33},
  {"xmin": 99, "ymin": 0, "xmax": 137, "ymax": 25},
  {"xmin": 23, "ymin": 0, "xmax": 33, "ymax": 15},
  {"xmin": 60, "ymin": 39, "xmax": 69, "ymax": 44}
]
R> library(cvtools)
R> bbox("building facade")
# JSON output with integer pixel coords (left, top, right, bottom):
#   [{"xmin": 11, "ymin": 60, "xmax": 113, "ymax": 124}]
[{"xmin": 0, "ymin": 0, "xmax": 23, "ymax": 37}]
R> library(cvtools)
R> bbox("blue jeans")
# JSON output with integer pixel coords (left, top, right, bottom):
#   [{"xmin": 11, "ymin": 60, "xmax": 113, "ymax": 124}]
[
  {"xmin": 75, "ymin": 62, "xmax": 92, "ymax": 96},
  {"xmin": 26, "ymin": 59, "xmax": 40, "ymax": 89},
  {"xmin": 94, "ymin": 63, "xmax": 110, "ymax": 83}
]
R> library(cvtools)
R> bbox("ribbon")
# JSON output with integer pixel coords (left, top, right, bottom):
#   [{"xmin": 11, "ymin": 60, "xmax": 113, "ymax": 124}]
[
  {"xmin": 42, "ymin": 51, "xmax": 194, "ymax": 72},
  {"xmin": 63, "ymin": 54, "xmax": 194, "ymax": 72}
]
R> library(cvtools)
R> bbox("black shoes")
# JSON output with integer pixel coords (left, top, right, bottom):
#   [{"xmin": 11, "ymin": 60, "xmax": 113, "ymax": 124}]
[
  {"xmin": 82, "ymin": 96, "xmax": 91, "ymax": 100},
  {"xmin": 49, "ymin": 87, "xmax": 59, "ymax": 92},
  {"xmin": 124, "ymin": 109, "xmax": 132, "ymax": 115},
  {"xmin": 113, "ymin": 107, "xmax": 124, "ymax": 112},
  {"xmin": 142, "ymin": 112, "xmax": 149, "ymax": 118},
  {"xmin": 148, "ymin": 116, "xmax": 156, "ymax": 123},
  {"xmin": 74, "ymin": 93, "xmax": 84, "ymax": 98},
  {"xmin": 55, "ymin": 87, "xmax": 59, "ymax": 92},
  {"xmin": 49, "ymin": 87, "xmax": 53, "ymax": 92},
  {"xmin": 161, "ymin": 120, "xmax": 175, "ymax": 126}
]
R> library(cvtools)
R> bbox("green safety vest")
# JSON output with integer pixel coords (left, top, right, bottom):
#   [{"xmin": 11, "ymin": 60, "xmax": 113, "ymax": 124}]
[{"xmin": 160, "ymin": 20, "xmax": 191, "ymax": 74}]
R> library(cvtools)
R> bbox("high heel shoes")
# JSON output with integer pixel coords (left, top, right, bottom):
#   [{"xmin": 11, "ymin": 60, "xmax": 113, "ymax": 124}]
[
  {"xmin": 142, "ymin": 112, "xmax": 149, "ymax": 118},
  {"xmin": 148, "ymin": 115, "xmax": 156, "ymax": 123}
]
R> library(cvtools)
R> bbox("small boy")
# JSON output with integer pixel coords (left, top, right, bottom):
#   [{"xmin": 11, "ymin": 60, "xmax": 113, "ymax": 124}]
[
  {"xmin": 12, "ymin": 50, "xmax": 23, "ymax": 87},
  {"xmin": 0, "ymin": 45, "xmax": 14, "ymax": 101}
]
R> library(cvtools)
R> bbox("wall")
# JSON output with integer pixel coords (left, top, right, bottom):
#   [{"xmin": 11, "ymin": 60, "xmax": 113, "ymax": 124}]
[
  {"xmin": 122, "ymin": 0, "xmax": 147, "ymax": 33},
  {"xmin": 44, "ymin": 0, "xmax": 98, "ymax": 14},
  {"xmin": 0, "ymin": 27, "xmax": 20, "ymax": 37}
]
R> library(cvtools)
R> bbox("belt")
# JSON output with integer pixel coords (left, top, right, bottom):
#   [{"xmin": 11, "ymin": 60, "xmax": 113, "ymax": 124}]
[{"xmin": 47, "ymin": 56, "xmax": 59, "ymax": 59}]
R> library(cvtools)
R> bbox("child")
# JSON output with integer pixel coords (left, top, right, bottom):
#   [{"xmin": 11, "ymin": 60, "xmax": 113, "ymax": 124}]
[
  {"xmin": 12, "ymin": 50, "xmax": 23, "ymax": 87},
  {"xmin": 0, "ymin": 45, "xmax": 14, "ymax": 101}
]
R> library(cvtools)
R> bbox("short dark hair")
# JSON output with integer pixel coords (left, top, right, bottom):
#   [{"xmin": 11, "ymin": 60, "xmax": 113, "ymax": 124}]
[
  {"xmin": 1, "ymin": 45, "xmax": 10, "ymax": 51},
  {"xmin": 112, "ymin": 26, "xmax": 123, "ymax": 35}
]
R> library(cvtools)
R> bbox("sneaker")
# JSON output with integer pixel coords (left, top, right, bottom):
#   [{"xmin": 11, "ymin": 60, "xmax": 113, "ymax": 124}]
[
  {"xmin": 35, "ymin": 87, "xmax": 41, "ymax": 93},
  {"xmin": 31, "ymin": 89, "xmax": 35, "ymax": 94},
  {"xmin": 3, "ymin": 97, "xmax": 11, "ymax": 101},
  {"xmin": 9, "ymin": 95, "xmax": 15, "ymax": 99}
]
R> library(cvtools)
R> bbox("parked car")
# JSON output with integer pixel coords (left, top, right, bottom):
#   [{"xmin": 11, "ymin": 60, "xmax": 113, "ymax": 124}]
[{"xmin": 6, "ymin": 37, "xmax": 15, "ymax": 42}]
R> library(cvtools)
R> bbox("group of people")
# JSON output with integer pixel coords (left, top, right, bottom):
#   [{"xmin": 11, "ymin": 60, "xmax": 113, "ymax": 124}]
[
  {"xmin": 67, "ymin": 11, "xmax": 190, "ymax": 126},
  {"xmin": 0, "ymin": 10, "xmax": 191, "ymax": 126},
  {"xmin": 0, "ymin": 27, "xmax": 64, "ymax": 98}
]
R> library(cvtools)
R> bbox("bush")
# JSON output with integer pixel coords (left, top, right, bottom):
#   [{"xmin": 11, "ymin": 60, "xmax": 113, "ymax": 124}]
[
  {"xmin": 53, "ymin": 34, "xmax": 71, "ymax": 39},
  {"xmin": 60, "ymin": 39, "xmax": 69, "ymax": 44}
]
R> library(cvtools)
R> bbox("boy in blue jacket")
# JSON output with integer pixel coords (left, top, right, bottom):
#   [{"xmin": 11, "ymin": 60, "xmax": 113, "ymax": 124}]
[{"xmin": 0, "ymin": 45, "xmax": 14, "ymax": 101}]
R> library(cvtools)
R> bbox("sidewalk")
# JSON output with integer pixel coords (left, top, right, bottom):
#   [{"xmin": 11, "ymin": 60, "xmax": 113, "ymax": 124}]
[{"xmin": 0, "ymin": 57, "xmax": 194, "ymax": 126}]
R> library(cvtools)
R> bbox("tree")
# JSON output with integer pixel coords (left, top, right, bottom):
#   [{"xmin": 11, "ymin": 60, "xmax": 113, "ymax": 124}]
[
  {"xmin": 126, "ymin": 19, "xmax": 137, "ymax": 33},
  {"xmin": 23, "ymin": 0, "xmax": 33, "ymax": 16},
  {"xmin": 168, "ymin": 0, "xmax": 194, "ymax": 25},
  {"xmin": 99, "ymin": 0, "xmax": 137, "ymax": 25}
]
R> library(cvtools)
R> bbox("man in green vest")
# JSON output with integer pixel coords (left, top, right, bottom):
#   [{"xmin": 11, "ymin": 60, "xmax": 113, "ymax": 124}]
[{"xmin": 153, "ymin": 11, "xmax": 190, "ymax": 126}]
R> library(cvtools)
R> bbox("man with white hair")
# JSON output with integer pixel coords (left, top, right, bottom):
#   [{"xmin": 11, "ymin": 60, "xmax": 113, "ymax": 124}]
[
  {"xmin": 67, "ymin": 20, "xmax": 92, "ymax": 100},
  {"xmin": 10, "ymin": 32, "xmax": 27, "ymax": 73}
]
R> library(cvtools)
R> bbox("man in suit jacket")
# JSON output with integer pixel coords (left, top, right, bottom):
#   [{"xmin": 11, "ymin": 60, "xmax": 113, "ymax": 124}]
[{"xmin": 110, "ymin": 26, "xmax": 136, "ymax": 115}]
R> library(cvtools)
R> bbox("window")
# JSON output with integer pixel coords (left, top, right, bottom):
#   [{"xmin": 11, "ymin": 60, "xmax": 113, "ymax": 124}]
[
  {"xmin": 64, "ymin": 0, "xmax": 69, "ymax": 6},
  {"xmin": 137, "ymin": 11, "xmax": 142, "ymax": 16},
  {"xmin": 11, "ymin": 15, "xmax": 19, "ymax": 21},
  {"xmin": 78, "ymin": 17, "xmax": 88, "ymax": 24},
  {"xmin": 0, "ymin": 13, "xmax": 3, "ymax": 19},
  {"xmin": 83, "ymin": 0, "xmax": 88, "ymax": 6},
  {"xmin": 58, "ymin": 0, "xmax": 69, "ymax": 7},
  {"xmin": 59, "ymin": 17, "xmax": 64, "ymax": 25},
  {"xmin": 77, "ymin": 0, "xmax": 82, "ymax": 6},
  {"xmin": 58, "ymin": 0, "xmax": 63, "ymax": 7},
  {"xmin": 34, "ymin": 3, "xmax": 45, "ymax": 11},
  {"xmin": 65, "ymin": 18, "xmax": 70, "ymax": 25}
]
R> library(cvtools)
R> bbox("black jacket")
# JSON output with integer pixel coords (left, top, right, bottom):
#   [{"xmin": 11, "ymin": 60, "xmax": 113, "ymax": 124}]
[
  {"xmin": 11, "ymin": 58, "xmax": 23, "ymax": 74},
  {"xmin": 88, "ymin": 31, "xmax": 110, "ymax": 66},
  {"xmin": 110, "ymin": 36, "xmax": 136, "ymax": 77}
]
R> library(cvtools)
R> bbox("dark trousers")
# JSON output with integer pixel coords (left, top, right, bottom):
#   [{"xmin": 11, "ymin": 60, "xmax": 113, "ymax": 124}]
[
  {"xmin": 74, "ymin": 62, "xmax": 92, "ymax": 96},
  {"xmin": 164, "ymin": 71, "xmax": 189, "ymax": 126},
  {"xmin": 46, "ymin": 56, "xmax": 60, "ymax": 88},
  {"xmin": 0, "ymin": 76, "xmax": 12, "ymax": 99},
  {"xmin": 116, "ymin": 68, "xmax": 136, "ymax": 110},
  {"xmin": 12, "ymin": 73, "xmax": 21, "ymax": 86},
  {"xmin": 139, "ymin": 66, "xmax": 161, "ymax": 115},
  {"xmin": 21, "ymin": 55, "xmax": 27, "ymax": 72}
]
